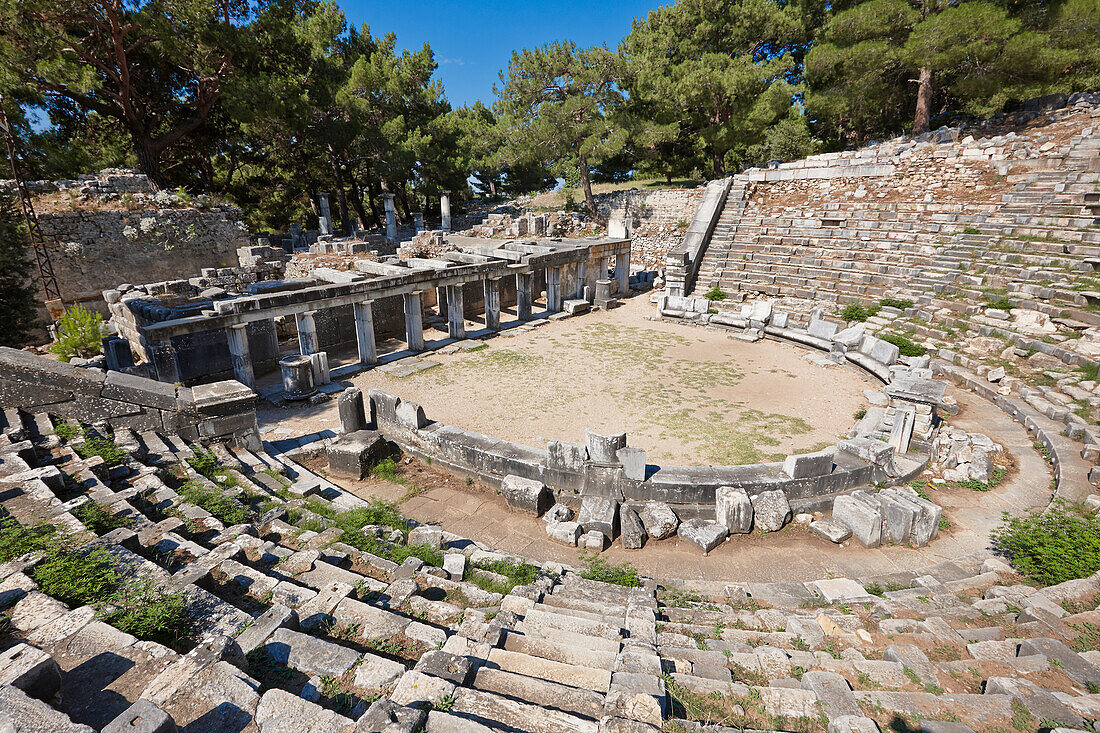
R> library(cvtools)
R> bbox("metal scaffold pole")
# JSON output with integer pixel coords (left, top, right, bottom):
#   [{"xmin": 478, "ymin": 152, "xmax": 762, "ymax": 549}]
[{"xmin": 0, "ymin": 94, "xmax": 65, "ymax": 320}]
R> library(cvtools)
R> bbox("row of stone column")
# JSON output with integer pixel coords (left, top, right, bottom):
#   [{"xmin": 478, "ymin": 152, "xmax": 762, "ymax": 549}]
[
  {"xmin": 324, "ymin": 191, "xmax": 453, "ymax": 241},
  {"xmin": 221, "ymin": 248, "xmax": 630, "ymax": 389}
]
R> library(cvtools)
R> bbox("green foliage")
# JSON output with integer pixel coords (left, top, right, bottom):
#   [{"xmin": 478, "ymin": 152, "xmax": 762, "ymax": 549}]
[
  {"xmin": 74, "ymin": 501, "xmax": 132, "ymax": 535},
  {"xmin": 991, "ymin": 502, "xmax": 1100, "ymax": 586},
  {"xmin": 53, "ymin": 420, "xmax": 81, "ymax": 442},
  {"xmin": 186, "ymin": 449, "xmax": 222, "ymax": 480},
  {"xmin": 986, "ymin": 296, "xmax": 1014, "ymax": 311},
  {"xmin": 103, "ymin": 576, "xmax": 188, "ymax": 645},
  {"xmin": 74, "ymin": 436, "xmax": 129, "ymax": 467},
  {"xmin": 369, "ymin": 458, "xmax": 399, "ymax": 482},
  {"xmin": 879, "ymin": 297, "xmax": 913, "ymax": 310},
  {"xmin": 50, "ymin": 305, "xmax": 105, "ymax": 362},
  {"xmin": 578, "ymin": 551, "xmax": 641, "ymax": 587},
  {"xmin": 842, "ymin": 304, "xmax": 869, "ymax": 322},
  {"xmin": 177, "ymin": 481, "xmax": 251, "ymax": 526},
  {"xmin": 0, "ymin": 193, "xmax": 39, "ymax": 348},
  {"xmin": 704, "ymin": 286, "xmax": 727, "ymax": 302},
  {"xmin": 880, "ymin": 333, "xmax": 927, "ymax": 357},
  {"xmin": 0, "ymin": 515, "xmax": 57, "ymax": 563},
  {"xmin": 31, "ymin": 547, "xmax": 120, "ymax": 607},
  {"xmin": 495, "ymin": 42, "xmax": 626, "ymax": 215}
]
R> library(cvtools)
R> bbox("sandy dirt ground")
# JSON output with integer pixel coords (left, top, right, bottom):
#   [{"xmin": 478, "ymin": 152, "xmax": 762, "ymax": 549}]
[{"xmin": 309, "ymin": 296, "xmax": 872, "ymax": 465}]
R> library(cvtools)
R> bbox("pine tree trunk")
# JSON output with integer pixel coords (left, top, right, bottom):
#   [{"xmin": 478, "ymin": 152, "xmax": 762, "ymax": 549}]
[
  {"xmin": 346, "ymin": 171, "xmax": 369, "ymax": 231},
  {"xmin": 327, "ymin": 152, "xmax": 350, "ymax": 235},
  {"xmin": 712, "ymin": 148, "xmax": 725, "ymax": 178},
  {"xmin": 914, "ymin": 67, "xmax": 934, "ymax": 134},
  {"xmin": 133, "ymin": 137, "xmax": 167, "ymax": 191},
  {"xmin": 578, "ymin": 156, "xmax": 597, "ymax": 219}
]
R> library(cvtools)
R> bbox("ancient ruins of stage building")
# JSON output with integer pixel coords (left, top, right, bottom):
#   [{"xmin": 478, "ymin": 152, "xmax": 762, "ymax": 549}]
[{"xmin": 102, "ymin": 235, "xmax": 633, "ymax": 387}]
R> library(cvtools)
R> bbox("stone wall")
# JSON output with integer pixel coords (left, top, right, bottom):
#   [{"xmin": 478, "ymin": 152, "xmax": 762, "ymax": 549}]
[
  {"xmin": 7, "ymin": 170, "xmax": 251, "ymax": 309},
  {"xmin": 598, "ymin": 187, "xmax": 705, "ymax": 271},
  {"xmin": 0, "ymin": 347, "xmax": 260, "ymax": 448},
  {"xmin": 41, "ymin": 206, "xmax": 249, "ymax": 306}
]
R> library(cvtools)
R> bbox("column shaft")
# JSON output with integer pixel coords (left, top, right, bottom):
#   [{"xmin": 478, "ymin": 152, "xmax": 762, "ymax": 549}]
[
  {"xmin": 353, "ymin": 301, "xmax": 378, "ymax": 365},
  {"xmin": 447, "ymin": 284, "xmax": 465, "ymax": 339},
  {"xmin": 616, "ymin": 251, "xmax": 631, "ymax": 295},
  {"xmin": 295, "ymin": 311, "xmax": 319, "ymax": 355},
  {"xmin": 226, "ymin": 324, "xmax": 254, "ymax": 388},
  {"xmin": 546, "ymin": 266, "xmax": 562, "ymax": 313},
  {"xmin": 484, "ymin": 278, "xmax": 501, "ymax": 330},
  {"xmin": 515, "ymin": 272, "xmax": 532, "ymax": 321},
  {"xmin": 403, "ymin": 292, "xmax": 425, "ymax": 352}
]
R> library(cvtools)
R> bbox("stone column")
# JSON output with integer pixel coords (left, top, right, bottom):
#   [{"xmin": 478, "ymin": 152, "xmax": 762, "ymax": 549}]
[
  {"xmin": 403, "ymin": 291, "xmax": 425, "ymax": 352},
  {"xmin": 353, "ymin": 300, "xmax": 378, "ymax": 366},
  {"xmin": 583, "ymin": 255, "xmax": 600, "ymax": 302},
  {"xmin": 440, "ymin": 190, "xmax": 452, "ymax": 233},
  {"xmin": 318, "ymin": 192, "xmax": 332, "ymax": 235},
  {"xmin": 575, "ymin": 259, "xmax": 587, "ymax": 300},
  {"xmin": 383, "ymin": 193, "xmax": 397, "ymax": 242},
  {"xmin": 226, "ymin": 324, "xmax": 255, "ymax": 388},
  {"xmin": 295, "ymin": 310, "xmax": 319, "ymax": 355},
  {"xmin": 615, "ymin": 251, "xmax": 631, "ymax": 295},
  {"xmin": 413, "ymin": 212, "xmax": 424, "ymax": 233},
  {"xmin": 435, "ymin": 285, "xmax": 448, "ymax": 319},
  {"xmin": 546, "ymin": 266, "xmax": 563, "ymax": 313},
  {"xmin": 150, "ymin": 339, "xmax": 180, "ymax": 383},
  {"xmin": 515, "ymin": 272, "xmax": 533, "ymax": 321},
  {"xmin": 446, "ymin": 284, "xmax": 465, "ymax": 339},
  {"xmin": 483, "ymin": 277, "xmax": 501, "ymax": 330}
]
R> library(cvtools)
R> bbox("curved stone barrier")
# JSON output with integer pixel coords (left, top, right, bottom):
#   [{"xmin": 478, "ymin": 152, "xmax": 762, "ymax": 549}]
[{"xmin": 347, "ymin": 295, "xmax": 940, "ymax": 521}]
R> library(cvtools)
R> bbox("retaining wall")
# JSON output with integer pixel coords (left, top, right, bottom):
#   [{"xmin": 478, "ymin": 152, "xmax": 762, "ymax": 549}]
[{"xmin": 0, "ymin": 348, "xmax": 260, "ymax": 449}]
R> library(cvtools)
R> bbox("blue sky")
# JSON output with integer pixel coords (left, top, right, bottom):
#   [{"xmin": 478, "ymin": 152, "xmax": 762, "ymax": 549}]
[{"xmin": 341, "ymin": 0, "xmax": 665, "ymax": 108}]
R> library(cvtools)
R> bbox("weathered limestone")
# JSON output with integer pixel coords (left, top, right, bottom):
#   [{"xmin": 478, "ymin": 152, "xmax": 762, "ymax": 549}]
[
  {"xmin": 677, "ymin": 518, "xmax": 728, "ymax": 553},
  {"xmin": 620, "ymin": 507, "xmax": 647, "ymax": 549},
  {"xmin": 337, "ymin": 387, "xmax": 366, "ymax": 434},
  {"xmin": 715, "ymin": 486, "xmax": 753, "ymax": 533},
  {"xmin": 516, "ymin": 272, "xmax": 533, "ymax": 321},
  {"xmin": 383, "ymin": 193, "xmax": 397, "ymax": 242},
  {"xmin": 579, "ymin": 495, "xmax": 620, "ymax": 539},
  {"xmin": 484, "ymin": 278, "xmax": 501, "ymax": 330},
  {"xmin": 500, "ymin": 475, "xmax": 551, "ymax": 516},
  {"xmin": 446, "ymin": 284, "xmax": 465, "ymax": 339},
  {"xmin": 831, "ymin": 492, "xmax": 882, "ymax": 547},
  {"xmin": 440, "ymin": 190, "xmax": 452, "ymax": 232},
  {"xmin": 750, "ymin": 489, "xmax": 792, "ymax": 532},
  {"xmin": 327, "ymin": 430, "xmax": 386, "ymax": 479},
  {"xmin": 295, "ymin": 310, "xmax": 319, "ymax": 355},
  {"xmin": 354, "ymin": 300, "xmax": 378, "ymax": 366},
  {"xmin": 546, "ymin": 266, "xmax": 563, "ymax": 313},
  {"xmin": 225, "ymin": 324, "xmax": 254, "ymax": 388},
  {"xmin": 585, "ymin": 430, "xmax": 627, "ymax": 463},
  {"xmin": 783, "ymin": 448, "xmax": 835, "ymax": 479},
  {"xmin": 639, "ymin": 502, "xmax": 679, "ymax": 540},
  {"xmin": 403, "ymin": 291, "xmax": 425, "ymax": 351}
]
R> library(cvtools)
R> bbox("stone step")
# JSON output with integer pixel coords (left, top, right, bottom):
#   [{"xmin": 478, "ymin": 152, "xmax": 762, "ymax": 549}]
[
  {"xmin": 502, "ymin": 629, "xmax": 619, "ymax": 668},
  {"xmin": 484, "ymin": 648, "xmax": 611, "ymax": 693},
  {"xmin": 449, "ymin": 686, "xmax": 599, "ymax": 733},
  {"xmin": 518, "ymin": 607, "xmax": 623, "ymax": 641},
  {"xmin": 471, "ymin": 666, "xmax": 605, "ymax": 720}
]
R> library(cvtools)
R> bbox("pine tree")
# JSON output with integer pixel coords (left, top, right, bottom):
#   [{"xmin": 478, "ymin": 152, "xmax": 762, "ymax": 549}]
[
  {"xmin": 495, "ymin": 42, "xmax": 626, "ymax": 217},
  {"xmin": 805, "ymin": 0, "xmax": 1064, "ymax": 145},
  {"xmin": 0, "ymin": 194, "xmax": 39, "ymax": 347},
  {"xmin": 621, "ymin": 0, "xmax": 807, "ymax": 178}
]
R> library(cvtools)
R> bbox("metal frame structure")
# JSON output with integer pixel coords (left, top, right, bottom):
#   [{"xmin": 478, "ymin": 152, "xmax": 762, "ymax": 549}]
[{"xmin": 0, "ymin": 95, "xmax": 64, "ymax": 319}]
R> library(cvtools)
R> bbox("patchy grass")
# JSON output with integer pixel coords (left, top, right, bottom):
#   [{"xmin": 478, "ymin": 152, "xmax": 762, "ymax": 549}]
[{"xmin": 578, "ymin": 552, "xmax": 641, "ymax": 587}]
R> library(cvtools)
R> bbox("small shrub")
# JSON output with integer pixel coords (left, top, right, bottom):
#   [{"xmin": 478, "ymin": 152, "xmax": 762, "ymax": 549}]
[
  {"xmin": 0, "ymin": 515, "xmax": 57, "ymax": 563},
  {"xmin": 473, "ymin": 558, "xmax": 539, "ymax": 585},
  {"xmin": 962, "ymin": 226, "xmax": 982, "ymax": 235},
  {"xmin": 880, "ymin": 333, "xmax": 927, "ymax": 357},
  {"xmin": 53, "ymin": 420, "xmax": 81, "ymax": 442},
  {"xmin": 177, "ymin": 481, "xmax": 251, "ymax": 525},
  {"xmin": 74, "ymin": 437, "xmax": 129, "ymax": 467},
  {"xmin": 49, "ymin": 304, "xmax": 105, "ymax": 361},
  {"xmin": 841, "ymin": 303, "xmax": 869, "ymax": 322},
  {"xmin": 74, "ymin": 501, "xmax": 132, "ymax": 535},
  {"xmin": 31, "ymin": 547, "xmax": 120, "ymax": 607},
  {"xmin": 986, "ymin": 296, "xmax": 1013, "ymax": 311},
  {"xmin": 103, "ymin": 576, "xmax": 188, "ymax": 645},
  {"xmin": 879, "ymin": 297, "xmax": 913, "ymax": 310},
  {"xmin": 991, "ymin": 502, "xmax": 1100, "ymax": 585},
  {"xmin": 578, "ymin": 551, "xmax": 641, "ymax": 587},
  {"xmin": 370, "ymin": 457, "xmax": 399, "ymax": 482},
  {"xmin": 854, "ymin": 408, "xmax": 867, "ymax": 420},
  {"xmin": 186, "ymin": 449, "xmax": 222, "ymax": 480},
  {"xmin": 704, "ymin": 286, "xmax": 727, "ymax": 302}
]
